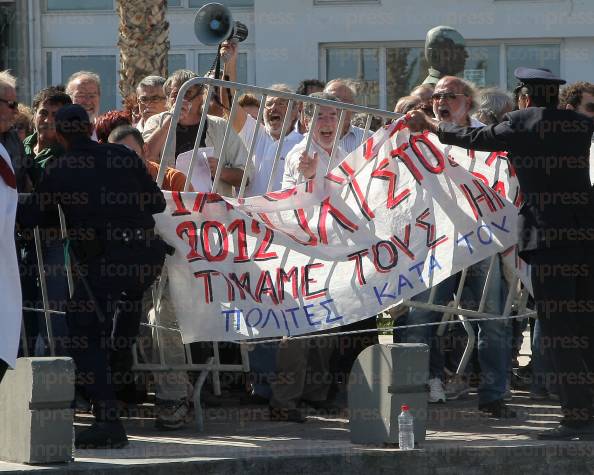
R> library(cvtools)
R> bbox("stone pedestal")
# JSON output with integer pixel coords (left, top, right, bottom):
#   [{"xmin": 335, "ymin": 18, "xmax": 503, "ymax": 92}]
[
  {"xmin": 0, "ymin": 357, "xmax": 74, "ymax": 464},
  {"xmin": 348, "ymin": 343, "xmax": 429, "ymax": 445}
]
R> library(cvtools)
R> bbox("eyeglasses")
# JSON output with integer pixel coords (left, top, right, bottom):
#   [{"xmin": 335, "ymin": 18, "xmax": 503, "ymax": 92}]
[
  {"xmin": 0, "ymin": 98, "xmax": 18, "ymax": 110},
  {"xmin": 139, "ymin": 95, "xmax": 166, "ymax": 104},
  {"xmin": 184, "ymin": 88, "xmax": 204, "ymax": 101},
  {"xmin": 72, "ymin": 93, "xmax": 98, "ymax": 101},
  {"xmin": 170, "ymin": 88, "xmax": 203, "ymax": 103},
  {"xmin": 431, "ymin": 92, "xmax": 467, "ymax": 102}
]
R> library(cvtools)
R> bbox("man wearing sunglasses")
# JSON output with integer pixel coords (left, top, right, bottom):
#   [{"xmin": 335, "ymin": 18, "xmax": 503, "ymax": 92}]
[
  {"xmin": 431, "ymin": 76, "xmax": 483, "ymax": 127},
  {"xmin": 0, "ymin": 70, "xmax": 28, "ymax": 192},
  {"xmin": 407, "ymin": 67, "xmax": 594, "ymax": 441},
  {"xmin": 400, "ymin": 76, "xmax": 514, "ymax": 419}
]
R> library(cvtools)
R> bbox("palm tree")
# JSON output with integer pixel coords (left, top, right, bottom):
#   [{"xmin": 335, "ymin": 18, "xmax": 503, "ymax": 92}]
[{"xmin": 116, "ymin": 0, "xmax": 170, "ymax": 102}]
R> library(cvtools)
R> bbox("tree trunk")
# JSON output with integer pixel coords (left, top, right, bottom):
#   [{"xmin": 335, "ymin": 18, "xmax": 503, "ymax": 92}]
[{"xmin": 116, "ymin": 0, "xmax": 169, "ymax": 103}]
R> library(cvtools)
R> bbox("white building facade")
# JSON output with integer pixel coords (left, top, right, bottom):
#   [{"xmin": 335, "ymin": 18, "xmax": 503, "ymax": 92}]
[{"xmin": 22, "ymin": 0, "xmax": 594, "ymax": 112}]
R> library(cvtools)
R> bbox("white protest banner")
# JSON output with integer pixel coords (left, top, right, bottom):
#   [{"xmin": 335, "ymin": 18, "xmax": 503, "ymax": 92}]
[
  {"xmin": 441, "ymin": 141, "xmax": 531, "ymax": 290},
  {"xmin": 155, "ymin": 120, "xmax": 521, "ymax": 343}
]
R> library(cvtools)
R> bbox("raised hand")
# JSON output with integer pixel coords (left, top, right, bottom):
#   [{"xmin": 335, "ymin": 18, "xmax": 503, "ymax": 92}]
[{"xmin": 297, "ymin": 151, "xmax": 319, "ymax": 180}]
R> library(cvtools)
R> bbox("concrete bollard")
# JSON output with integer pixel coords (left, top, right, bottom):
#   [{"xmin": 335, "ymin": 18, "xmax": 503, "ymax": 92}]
[
  {"xmin": 348, "ymin": 343, "xmax": 429, "ymax": 445},
  {"xmin": 0, "ymin": 357, "xmax": 75, "ymax": 464}
]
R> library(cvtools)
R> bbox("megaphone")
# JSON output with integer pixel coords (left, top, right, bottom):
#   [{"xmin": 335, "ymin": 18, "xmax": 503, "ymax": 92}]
[{"xmin": 194, "ymin": 2, "xmax": 248, "ymax": 46}]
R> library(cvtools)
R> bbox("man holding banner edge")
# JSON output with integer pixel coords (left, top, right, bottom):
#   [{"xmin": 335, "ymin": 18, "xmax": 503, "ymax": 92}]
[
  {"xmin": 401, "ymin": 76, "xmax": 513, "ymax": 418},
  {"xmin": 407, "ymin": 67, "xmax": 594, "ymax": 440}
]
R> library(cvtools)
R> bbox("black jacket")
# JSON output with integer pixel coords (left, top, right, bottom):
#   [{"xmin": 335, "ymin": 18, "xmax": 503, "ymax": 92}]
[
  {"xmin": 19, "ymin": 137, "xmax": 166, "ymax": 246},
  {"xmin": 437, "ymin": 107, "xmax": 594, "ymax": 258}
]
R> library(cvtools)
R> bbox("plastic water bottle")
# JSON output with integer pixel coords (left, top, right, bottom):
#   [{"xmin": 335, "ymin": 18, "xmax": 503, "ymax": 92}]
[{"xmin": 398, "ymin": 404, "xmax": 415, "ymax": 450}]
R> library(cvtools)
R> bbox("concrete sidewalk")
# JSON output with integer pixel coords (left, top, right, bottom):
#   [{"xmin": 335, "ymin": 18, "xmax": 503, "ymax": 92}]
[{"xmin": 1, "ymin": 389, "xmax": 593, "ymax": 474}]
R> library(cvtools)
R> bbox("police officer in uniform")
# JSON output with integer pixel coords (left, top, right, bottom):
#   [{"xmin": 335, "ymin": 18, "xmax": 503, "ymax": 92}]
[
  {"xmin": 407, "ymin": 67, "xmax": 594, "ymax": 440},
  {"xmin": 19, "ymin": 105, "xmax": 170, "ymax": 448}
]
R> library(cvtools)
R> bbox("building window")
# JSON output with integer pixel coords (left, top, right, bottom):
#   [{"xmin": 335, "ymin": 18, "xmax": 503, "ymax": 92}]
[
  {"xmin": 505, "ymin": 44, "xmax": 560, "ymax": 91},
  {"xmin": 386, "ymin": 47, "xmax": 425, "ymax": 112},
  {"xmin": 464, "ymin": 46, "xmax": 500, "ymax": 88},
  {"xmin": 323, "ymin": 42, "xmax": 560, "ymax": 110},
  {"xmin": 326, "ymin": 48, "xmax": 379, "ymax": 108},
  {"xmin": 61, "ymin": 55, "xmax": 117, "ymax": 112},
  {"xmin": 189, "ymin": 0, "xmax": 254, "ymax": 7},
  {"xmin": 169, "ymin": 0, "xmax": 182, "ymax": 6},
  {"xmin": 46, "ymin": 0, "xmax": 113, "ymax": 11},
  {"xmin": 168, "ymin": 54, "xmax": 187, "ymax": 74}
]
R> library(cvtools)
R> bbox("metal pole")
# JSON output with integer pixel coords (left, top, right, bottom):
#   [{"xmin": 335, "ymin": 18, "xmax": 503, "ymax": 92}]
[{"xmin": 34, "ymin": 227, "xmax": 55, "ymax": 357}]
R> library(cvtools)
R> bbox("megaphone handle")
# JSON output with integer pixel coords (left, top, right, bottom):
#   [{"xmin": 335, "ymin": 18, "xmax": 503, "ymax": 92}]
[{"xmin": 214, "ymin": 43, "xmax": 222, "ymax": 80}]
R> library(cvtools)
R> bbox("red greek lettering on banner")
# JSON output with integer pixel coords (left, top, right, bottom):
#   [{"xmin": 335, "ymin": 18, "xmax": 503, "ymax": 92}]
[
  {"xmin": 337, "ymin": 161, "xmax": 374, "ymax": 220},
  {"xmin": 371, "ymin": 240, "xmax": 399, "ymax": 273},
  {"xmin": 301, "ymin": 263, "xmax": 327, "ymax": 301},
  {"xmin": 390, "ymin": 143, "xmax": 424, "ymax": 184},
  {"xmin": 277, "ymin": 266, "xmax": 299, "ymax": 303},
  {"xmin": 251, "ymin": 220, "xmax": 278, "ymax": 261},
  {"xmin": 228, "ymin": 219, "xmax": 250, "ymax": 263},
  {"xmin": 255, "ymin": 270, "xmax": 279, "ymax": 304},
  {"xmin": 317, "ymin": 196, "xmax": 359, "ymax": 245},
  {"xmin": 409, "ymin": 133, "xmax": 446, "ymax": 175},
  {"xmin": 176, "ymin": 221, "xmax": 203, "ymax": 262},
  {"xmin": 263, "ymin": 188, "xmax": 298, "ymax": 202},
  {"xmin": 171, "ymin": 191, "xmax": 191, "ymax": 216},
  {"xmin": 229, "ymin": 272, "xmax": 256, "ymax": 301},
  {"xmin": 390, "ymin": 224, "xmax": 415, "ymax": 260},
  {"xmin": 415, "ymin": 208, "xmax": 448, "ymax": 249},
  {"xmin": 193, "ymin": 270, "xmax": 218, "ymax": 303},
  {"xmin": 200, "ymin": 221, "xmax": 229, "ymax": 262},
  {"xmin": 370, "ymin": 157, "xmax": 411, "ymax": 210},
  {"xmin": 347, "ymin": 249, "xmax": 369, "ymax": 286}
]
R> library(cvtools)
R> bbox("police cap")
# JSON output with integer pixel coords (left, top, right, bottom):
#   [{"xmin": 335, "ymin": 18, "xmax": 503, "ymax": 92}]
[
  {"xmin": 55, "ymin": 104, "xmax": 91, "ymax": 136},
  {"xmin": 514, "ymin": 67, "xmax": 566, "ymax": 85}
]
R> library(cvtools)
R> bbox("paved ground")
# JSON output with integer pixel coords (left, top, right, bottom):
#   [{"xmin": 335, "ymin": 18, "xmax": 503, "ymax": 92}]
[
  {"xmin": 1, "ymin": 389, "xmax": 593, "ymax": 474},
  {"xmin": 2, "ymin": 335, "xmax": 593, "ymax": 474}
]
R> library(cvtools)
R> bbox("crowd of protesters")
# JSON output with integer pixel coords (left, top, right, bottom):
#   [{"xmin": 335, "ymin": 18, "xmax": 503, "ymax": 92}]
[{"xmin": 1, "ymin": 34, "xmax": 594, "ymax": 447}]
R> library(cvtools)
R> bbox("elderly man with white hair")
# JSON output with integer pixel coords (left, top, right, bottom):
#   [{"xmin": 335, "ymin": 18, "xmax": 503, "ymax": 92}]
[
  {"xmin": 400, "ymin": 76, "xmax": 514, "ymax": 419},
  {"xmin": 0, "ymin": 70, "xmax": 22, "ymax": 383},
  {"xmin": 65, "ymin": 71, "xmax": 101, "ymax": 123},
  {"xmin": 323, "ymin": 78, "xmax": 367, "ymax": 154},
  {"xmin": 282, "ymin": 92, "xmax": 346, "ymax": 189},
  {"xmin": 0, "ymin": 70, "xmax": 27, "ymax": 191},
  {"xmin": 223, "ymin": 41, "xmax": 303, "ymax": 196},
  {"xmin": 66, "ymin": 71, "xmax": 101, "ymax": 141}
]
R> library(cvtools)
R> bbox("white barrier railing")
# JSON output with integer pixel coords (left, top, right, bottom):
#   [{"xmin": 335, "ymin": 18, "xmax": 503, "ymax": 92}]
[{"xmin": 20, "ymin": 78, "xmax": 534, "ymax": 431}]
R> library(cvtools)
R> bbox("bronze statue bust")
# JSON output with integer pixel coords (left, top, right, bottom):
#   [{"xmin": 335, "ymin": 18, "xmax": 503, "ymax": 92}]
[{"xmin": 423, "ymin": 26, "xmax": 468, "ymax": 85}]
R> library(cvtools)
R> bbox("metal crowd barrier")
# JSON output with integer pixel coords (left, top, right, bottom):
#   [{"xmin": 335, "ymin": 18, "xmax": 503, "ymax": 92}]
[{"xmin": 20, "ymin": 78, "xmax": 535, "ymax": 431}]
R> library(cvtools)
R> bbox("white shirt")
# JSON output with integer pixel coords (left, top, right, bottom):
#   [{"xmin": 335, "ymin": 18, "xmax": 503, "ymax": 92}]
[
  {"xmin": 135, "ymin": 118, "xmax": 148, "ymax": 134},
  {"xmin": 282, "ymin": 136, "xmax": 347, "ymax": 189},
  {"xmin": 339, "ymin": 125, "xmax": 367, "ymax": 154},
  {"xmin": 239, "ymin": 114, "xmax": 303, "ymax": 196},
  {"xmin": 0, "ymin": 143, "xmax": 22, "ymax": 368}
]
